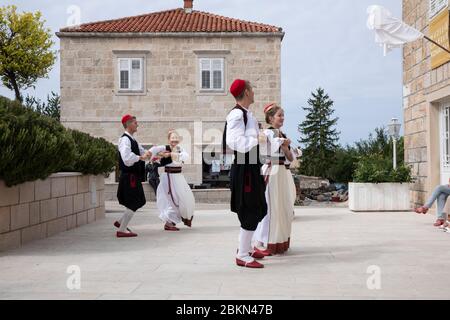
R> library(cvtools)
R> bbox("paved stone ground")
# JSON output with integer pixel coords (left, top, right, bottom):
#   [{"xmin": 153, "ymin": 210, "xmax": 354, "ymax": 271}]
[{"xmin": 0, "ymin": 201, "xmax": 449, "ymax": 300}]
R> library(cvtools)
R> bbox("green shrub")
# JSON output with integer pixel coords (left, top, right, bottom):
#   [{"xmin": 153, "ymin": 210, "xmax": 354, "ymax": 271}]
[
  {"xmin": 324, "ymin": 127, "xmax": 409, "ymax": 183},
  {"xmin": 353, "ymin": 154, "xmax": 413, "ymax": 183},
  {"xmin": 327, "ymin": 146, "xmax": 358, "ymax": 183},
  {"xmin": 0, "ymin": 95, "xmax": 117, "ymax": 186},
  {"xmin": 63, "ymin": 129, "xmax": 117, "ymax": 176},
  {"xmin": 0, "ymin": 96, "xmax": 75, "ymax": 186}
]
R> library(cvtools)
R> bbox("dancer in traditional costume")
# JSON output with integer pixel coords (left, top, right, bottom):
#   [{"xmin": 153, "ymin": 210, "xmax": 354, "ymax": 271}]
[
  {"xmin": 154, "ymin": 130, "xmax": 195, "ymax": 231},
  {"xmin": 253, "ymin": 104, "xmax": 297, "ymax": 255},
  {"xmin": 224, "ymin": 79, "xmax": 268, "ymax": 268},
  {"xmin": 115, "ymin": 114, "xmax": 152, "ymax": 238}
]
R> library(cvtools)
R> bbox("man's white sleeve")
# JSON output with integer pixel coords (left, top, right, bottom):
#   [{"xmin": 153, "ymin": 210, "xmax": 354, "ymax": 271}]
[
  {"xmin": 149, "ymin": 145, "xmax": 167, "ymax": 155},
  {"xmin": 226, "ymin": 111, "xmax": 257, "ymax": 153},
  {"xmin": 118, "ymin": 137, "xmax": 140, "ymax": 167}
]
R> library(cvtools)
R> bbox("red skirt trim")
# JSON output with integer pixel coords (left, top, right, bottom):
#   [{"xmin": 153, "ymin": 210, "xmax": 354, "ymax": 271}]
[{"xmin": 267, "ymin": 238, "xmax": 290, "ymax": 254}]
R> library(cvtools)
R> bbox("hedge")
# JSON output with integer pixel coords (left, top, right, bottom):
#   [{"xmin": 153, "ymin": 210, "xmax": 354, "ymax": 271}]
[
  {"xmin": 63, "ymin": 129, "xmax": 117, "ymax": 175},
  {"xmin": 0, "ymin": 96, "xmax": 116, "ymax": 186}
]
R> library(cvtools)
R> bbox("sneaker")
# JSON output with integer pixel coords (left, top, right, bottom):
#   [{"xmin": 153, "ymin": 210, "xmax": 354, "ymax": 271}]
[{"xmin": 434, "ymin": 219, "xmax": 446, "ymax": 227}]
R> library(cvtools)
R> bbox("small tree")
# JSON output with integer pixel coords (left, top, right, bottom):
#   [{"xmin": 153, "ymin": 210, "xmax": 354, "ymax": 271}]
[
  {"xmin": 0, "ymin": 5, "xmax": 56, "ymax": 102},
  {"xmin": 298, "ymin": 88, "xmax": 340, "ymax": 178},
  {"xmin": 24, "ymin": 91, "xmax": 60, "ymax": 121}
]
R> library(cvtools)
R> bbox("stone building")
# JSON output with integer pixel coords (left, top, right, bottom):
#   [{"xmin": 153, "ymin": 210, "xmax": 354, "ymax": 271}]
[
  {"xmin": 56, "ymin": 0, "xmax": 284, "ymax": 198},
  {"xmin": 403, "ymin": 0, "xmax": 450, "ymax": 207}
]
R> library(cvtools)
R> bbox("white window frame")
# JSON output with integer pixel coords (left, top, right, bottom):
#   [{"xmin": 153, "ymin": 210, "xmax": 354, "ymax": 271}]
[
  {"xmin": 439, "ymin": 103, "xmax": 450, "ymax": 184},
  {"xmin": 199, "ymin": 58, "xmax": 225, "ymax": 92},
  {"xmin": 430, "ymin": 0, "xmax": 448, "ymax": 19},
  {"xmin": 118, "ymin": 57, "xmax": 144, "ymax": 92}
]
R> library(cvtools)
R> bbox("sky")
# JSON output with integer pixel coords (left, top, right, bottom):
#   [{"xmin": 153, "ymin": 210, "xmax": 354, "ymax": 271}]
[{"xmin": 0, "ymin": 0, "xmax": 403, "ymax": 146}]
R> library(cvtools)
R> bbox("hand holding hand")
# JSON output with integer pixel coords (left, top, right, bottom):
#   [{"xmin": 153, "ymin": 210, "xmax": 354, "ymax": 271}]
[
  {"xmin": 158, "ymin": 151, "xmax": 171, "ymax": 158},
  {"xmin": 282, "ymin": 138, "xmax": 291, "ymax": 147},
  {"xmin": 139, "ymin": 150, "xmax": 152, "ymax": 161}
]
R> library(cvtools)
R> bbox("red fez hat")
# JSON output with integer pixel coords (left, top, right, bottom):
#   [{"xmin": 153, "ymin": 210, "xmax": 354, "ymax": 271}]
[
  {"xmin": 121, "ymin": 114, "xmax": 135, "ymax": 125},
  {"xmin": 230, "ymin": 79, "xmax": 247, "ymax": 98},
  {"xmin": 264, "ymin": 103, "xmax": 276, "ymax": 114}
]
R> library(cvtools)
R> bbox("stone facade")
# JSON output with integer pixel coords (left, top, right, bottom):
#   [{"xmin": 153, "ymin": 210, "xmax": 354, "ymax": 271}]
[
  {"xmin": 403, "ymin": 1, "xmax": 450, "ymax": 207},
  {"xmin": 0, "ymin": 173, "xmax": 105, "ymax": 251},
  {"xmin": 58, "ymin": 34, "xmax": 282, "ymax": 186}
]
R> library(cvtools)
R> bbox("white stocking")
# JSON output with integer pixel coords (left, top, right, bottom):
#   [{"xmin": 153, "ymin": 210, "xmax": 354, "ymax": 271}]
[
  {"xmin": 237, "ymin": 228, "xmax": 254, "ymax": 262},
  {"xmin": 119, "ymin": 209, "xmax": 134, "ymax": 232}
]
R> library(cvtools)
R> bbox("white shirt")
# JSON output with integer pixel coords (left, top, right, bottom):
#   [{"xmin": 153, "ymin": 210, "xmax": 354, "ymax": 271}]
[
  {"xmin": 263, "ymin": 128, "xmax": 285, "ymax": 158},
  {"xmin": 152, "ymin": 145, "xmax": 189, "ymax": 167},
  {"xmin": 225, "ymin": 107, "xmax": 259, "ymax": 154},
  {"xmin": 262, "ymin": 128, "xmax": 296, "ymax": 165},
  {"xmin": 118, "ymin": 132, "xmax": 146, "ymax": 167}
]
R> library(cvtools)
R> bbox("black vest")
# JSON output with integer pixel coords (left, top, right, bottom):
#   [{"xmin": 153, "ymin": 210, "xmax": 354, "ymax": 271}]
[
  {"xmin": 160, "ymin": 145, "xmax": 173, "ymax": 167},
  {"xmin": 118, "ymin": 134, "xmax": 145, "ymax": 181},
  {"xmin": 222, "ymin": 105, "xmax": 261, "ymax": 166}
]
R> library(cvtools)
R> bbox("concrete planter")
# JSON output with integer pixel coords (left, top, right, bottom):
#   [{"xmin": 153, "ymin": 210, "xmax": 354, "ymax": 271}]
[
  {"xmin": 349, "ymin": 182, "xmax": 411, "ymax": 212},
  {"xmin": 0, "ymin": 173, "xmax": 105, "ymax": 251}
]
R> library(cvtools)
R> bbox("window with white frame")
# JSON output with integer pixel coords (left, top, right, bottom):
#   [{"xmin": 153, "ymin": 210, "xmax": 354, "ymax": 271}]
[
  {"xmin": 199, "ymin": 58, "xmax": 224, "ymax": 91},
  {"xmin": 430, "ymin": 0, "xmax": 448, "ymax": 19},
  {"xmin": 441, "ymin": 105, "xmax": 450, "ymax": 167},
  {"xmin": 118, "ymin": 58, "xmax": 144, "ymax": 91}
]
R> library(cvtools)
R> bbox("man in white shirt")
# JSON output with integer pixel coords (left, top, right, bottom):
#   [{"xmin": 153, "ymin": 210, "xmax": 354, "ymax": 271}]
[
  {"xmin": 116, "ymin": 114, "xmax": 152, "ymax": 238},
  {"xmin": 224, "ymin": 79, "xmax": 268, "ymax": 268}
]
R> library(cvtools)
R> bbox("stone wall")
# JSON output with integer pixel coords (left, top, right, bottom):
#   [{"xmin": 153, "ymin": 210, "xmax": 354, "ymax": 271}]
[
  {"xmin": 105, "ymin": 183, "xmax": 231, "ymax": 204},
  {"xmin": 403, "ymin": 0, "xmax": 450, "ymax": 206},
  {"xmin": 59, "ymin": 35, "xmax": 282, "ymax": 185},
  {"xmin": 0, "ymin": 173, "xmax": 105, "ymax": 251}
]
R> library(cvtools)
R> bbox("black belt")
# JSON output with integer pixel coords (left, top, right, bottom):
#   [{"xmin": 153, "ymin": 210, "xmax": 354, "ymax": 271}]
[{"xmin": 165, "ymin": 167, "xmax": 182, "ymax": 173}]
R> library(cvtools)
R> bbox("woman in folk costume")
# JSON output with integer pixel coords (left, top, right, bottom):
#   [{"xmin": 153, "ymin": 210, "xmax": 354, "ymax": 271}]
[
  {"xmin": 253, "ymin": 103, "xmax": 297, "ymax": 255},
  {"xmin": 154, "ymin": 130, "xmax": 195, "ymax": 231},
  {"xmin": 116, "ymin": 114, "xmax": 153, "ymax": 238}
]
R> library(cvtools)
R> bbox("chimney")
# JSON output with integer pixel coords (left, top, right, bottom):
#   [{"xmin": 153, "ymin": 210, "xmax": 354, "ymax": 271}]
[{"xmin": 184, "ymin": 0, "xmax": 193, "ymax": 13}]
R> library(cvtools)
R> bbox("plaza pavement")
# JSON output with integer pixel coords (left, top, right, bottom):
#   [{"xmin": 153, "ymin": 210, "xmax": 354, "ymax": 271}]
[{"xmin": 0, "ymin": 201, "xmax": 449, "ymax": 300}]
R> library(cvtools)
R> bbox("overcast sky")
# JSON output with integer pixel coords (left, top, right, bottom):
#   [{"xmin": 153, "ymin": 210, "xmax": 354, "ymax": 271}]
[{"xmin": 0, "ymin": 0, "xmax": 403, "ymax": 145}]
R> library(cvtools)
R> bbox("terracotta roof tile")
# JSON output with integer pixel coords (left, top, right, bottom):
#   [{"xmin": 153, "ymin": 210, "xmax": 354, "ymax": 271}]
[{"xmin": 60, "ymin": 8, "xmax": 282, "ymax": 33}]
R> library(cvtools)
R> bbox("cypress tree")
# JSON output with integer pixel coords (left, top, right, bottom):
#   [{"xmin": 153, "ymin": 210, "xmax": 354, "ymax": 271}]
[{"xmin": 298, "ymin": 88, "xmax": 340, "ymax": 178}]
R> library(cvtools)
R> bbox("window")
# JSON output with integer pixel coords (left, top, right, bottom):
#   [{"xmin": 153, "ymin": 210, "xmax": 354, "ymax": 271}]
[
  {"xmin": 118, "ymin": 58, "xmax": 143, "ymax": 91},
  {"xmin": 430, "ymin": 0, "xmax": 447, "ymax": 19},
  {"xmin": 199, "ymin": 58, "xmax": 224, "ymax": 90},
  {"xmin": 441, "ymin": 105, "xmax": 450, "ymax": 167}
]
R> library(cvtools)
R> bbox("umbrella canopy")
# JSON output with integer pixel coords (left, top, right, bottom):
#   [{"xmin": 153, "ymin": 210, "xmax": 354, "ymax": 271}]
[{"xmin": 367, "ymin": 5, "xmax": 424, "ymax": 55}]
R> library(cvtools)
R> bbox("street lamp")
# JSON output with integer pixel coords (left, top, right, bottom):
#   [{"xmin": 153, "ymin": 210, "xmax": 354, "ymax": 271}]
[{"xmin": 388, "ymin": 118, "xmax": 401, "ymax": 170}]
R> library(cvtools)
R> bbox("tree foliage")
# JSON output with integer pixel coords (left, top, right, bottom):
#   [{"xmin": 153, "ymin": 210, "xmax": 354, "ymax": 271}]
[
  {"xmin": 0, "ymin": 5, "xmax": 56, "ymax": 102},
  {"xmin": 298, "ymin": 88, "xmax": 340, "ymax": 178}
]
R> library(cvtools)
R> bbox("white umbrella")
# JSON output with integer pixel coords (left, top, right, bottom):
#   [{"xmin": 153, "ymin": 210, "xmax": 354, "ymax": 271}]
[{"xmin": 367, "ymin": 5, "xmax": 450, "ymax": 56}]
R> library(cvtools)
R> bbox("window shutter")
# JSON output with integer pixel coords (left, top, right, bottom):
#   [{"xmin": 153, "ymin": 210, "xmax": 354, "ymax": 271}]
[
  {"xmin": 200, "ymin": 59, "xmax": 211, "ymax": 89},
  {"xmin": 119, "ymin": 59, "xmax": 130, "ymax": 89},
  {"xmin": 212, "ymin": 59, "xmax": 223, "ymax": 89},
  {"xmin": 131, "ymin": 59, "xmax": 142, "ymax": 91}
]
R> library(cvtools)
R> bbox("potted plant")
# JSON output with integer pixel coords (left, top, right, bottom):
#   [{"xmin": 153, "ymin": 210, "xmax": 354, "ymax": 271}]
[{"xmin": 348, "ymin": 154, "xmax": 413, "ymax": 211}]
